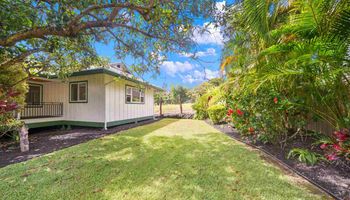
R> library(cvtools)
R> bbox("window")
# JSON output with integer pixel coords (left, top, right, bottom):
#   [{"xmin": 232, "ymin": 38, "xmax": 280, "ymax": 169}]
[
  {"xmin": 70, "ymin": 81, "xmax": 88, "ymax": 103},
  {"xmin": 126, "ymin": 85, "xmax": 145, "ymax": 104},
  {"xmin": 25, "ymin": 84, "xmax": 42, "ymax": 104}
]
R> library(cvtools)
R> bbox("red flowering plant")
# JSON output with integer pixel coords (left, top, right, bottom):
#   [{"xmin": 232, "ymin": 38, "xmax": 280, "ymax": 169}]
[
  {"xmin": 227, "ymin": 108, "xmax": 234, "ymax": 116},
  {"xmin": 316, "ymin": 129, "xmax": 350, "ymax": 161},
  {"xmin": 225, "ymin": 95, "xmax": 263, "ymax": 142},
  {"xmin": 225, "ymin": 88, "xmax": 308, "ymax": 145},
  {"xmin": 236, "ymin": 108, "xmax": 244, "ymax": 116},
  {"xmin": 0, "ymin": 87, "xmax": 24, "ymax": 138},
  {"xmin": 0, "ymin": 88, "xmax": 21, "ymax": 114}
]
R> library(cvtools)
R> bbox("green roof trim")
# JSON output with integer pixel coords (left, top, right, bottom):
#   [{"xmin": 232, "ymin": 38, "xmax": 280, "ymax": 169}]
[{"xmin": 26, "ymin": 116, "xmax": 155, "ymax": 129}]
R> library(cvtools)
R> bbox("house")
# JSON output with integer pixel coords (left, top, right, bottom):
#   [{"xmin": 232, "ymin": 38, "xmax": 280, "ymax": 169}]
[{"xmin": 21, "ymin": 63, "xmax": 162, "ymax": 130}]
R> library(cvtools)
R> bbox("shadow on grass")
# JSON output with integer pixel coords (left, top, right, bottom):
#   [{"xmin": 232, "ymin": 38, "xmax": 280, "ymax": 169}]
[{"xmin": 0, "ymin": 119, "xmax": 326, "ymax": 200}]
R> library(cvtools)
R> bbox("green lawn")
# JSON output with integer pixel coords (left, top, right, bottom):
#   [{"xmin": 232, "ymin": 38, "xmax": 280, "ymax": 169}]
[
  {"xmin": 154, "ymin": 103, "xmax": 193, "ymax": 114},
  {"xmin": 0, "ymin": 119, "xmax": 327, "ymax": 199}
]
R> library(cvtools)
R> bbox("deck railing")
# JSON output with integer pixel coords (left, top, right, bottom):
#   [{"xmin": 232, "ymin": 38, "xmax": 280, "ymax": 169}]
[{"xmin": 20, "ymin": 102, "xmax": 63, "ymax": 119}]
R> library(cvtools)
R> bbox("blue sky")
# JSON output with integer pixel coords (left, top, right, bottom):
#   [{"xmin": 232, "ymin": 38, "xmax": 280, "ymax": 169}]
[{"xmin": 95, "ymin": 1, "xmax": 228, "ymax": 90}]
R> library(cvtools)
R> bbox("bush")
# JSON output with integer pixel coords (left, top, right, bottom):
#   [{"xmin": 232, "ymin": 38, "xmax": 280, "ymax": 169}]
[
  {"xmin": 0, "ymin": 117, "xmax": 22, "ymax": 140},
  {"xmin": 207, "ymin": 87, "xmax": 225, "ymax": 107},
  {"xmin": 207, "ymin": 104, "xmax": 226, "ymax": 124},
  {"xmin": 0, "ymin": 64, "xmax": 27, "ymax": 139},
  {"xmin": 225, "ymin": 87, "xmax": 308, "ymax": 144},
  {"xmin": 192, "ymin": 93, "xmax": 210, "ymax": 119},
  {"xmin": 192, "ymin": 85, "xmax": 227, "ymax": 120}
]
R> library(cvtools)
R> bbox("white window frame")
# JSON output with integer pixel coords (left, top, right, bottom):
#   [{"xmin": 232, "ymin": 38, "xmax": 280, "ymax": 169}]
[
  {"xmin": 126, "ymin": 85, "xmax": 145, "ymax": 104},
  {"xmin": 69, "ymin": 81, "xmax": 88, "ymax": 103}
]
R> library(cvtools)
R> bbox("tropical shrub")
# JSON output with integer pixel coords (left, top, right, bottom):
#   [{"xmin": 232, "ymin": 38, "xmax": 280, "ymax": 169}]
[
  {"xmin": 0, "ymin": 87, "xmax": 24, "ymax": 139},
  {"xmin": 216, "ymin": 0, "xmax": 350, "ymax": 155},
  {"xmin": 189, "ymin": 78, "xmax": 224, "ymax": 102},
  {"xmin": 208, "ymin": 87, "xmax": 226, "ymax": 106},
  {"xmin": 225, "ymin": 87, "xmax": 308, "ymax": 144},
  {"xmin": 192, "ymin": 83, "xmax": 227, "ymax": 120},
  {"xmin": 207, "ymin": 104, "xmax": 226, "ymax": 124},
  {"xmin": 192, "ymin": 93, "xmax": 211, "ymax": 120},
  {"xmin": 0, "ymin": 64, "xmax": 26, "ymax": 138}
]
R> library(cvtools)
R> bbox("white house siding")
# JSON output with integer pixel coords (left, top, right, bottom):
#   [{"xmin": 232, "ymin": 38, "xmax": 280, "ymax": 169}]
[
  {"xmin": 65, "ymin": 74, "xmax": 105, "ymax": 123},
  {"xmin": 23, "ymin": 73, "xmax": 155, "ymax": 128},
  {"xmin": 24, "ymin": 74, "xmax": 105, "ymax": 125},
  {"xmin": 104, "ymin": 74, "xmax": 154, "ymax": 123}
]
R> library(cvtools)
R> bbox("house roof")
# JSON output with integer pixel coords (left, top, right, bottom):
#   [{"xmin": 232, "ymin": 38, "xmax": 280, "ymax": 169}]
[
  {"xmin": 74, "ymin": 68, "xmax": 163, "ymax": 91},
  {"xmin": 39, "ymin": 67, "xmax": 164, "ymax": 91}
]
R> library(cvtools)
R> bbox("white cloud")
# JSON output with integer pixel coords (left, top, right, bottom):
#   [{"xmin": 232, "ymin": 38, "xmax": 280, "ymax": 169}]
[
  {"xmin": 180, "ymin": 48, "xmax": 217, "ymax": 58},
  {"xmin": 161, "ymin": 61, "xmax": 196, "ymax": 76},
  {"xmin": 215, "ymin": 1, "xmax": 226, "ymax": 15},
  {"xmin": 181, "ymin": 69, "xmax": 220, "ymax": 83},
  {"xmin": 205, "ymin": 69, "xmax": 221, "ymax": 79},
  {"xmin": 192, "ymin": 22, "xmax": 224, "ymax": 46},
  {"xmin": 191, "ymin": 1, "xmax": 226, "ymax": 46}
]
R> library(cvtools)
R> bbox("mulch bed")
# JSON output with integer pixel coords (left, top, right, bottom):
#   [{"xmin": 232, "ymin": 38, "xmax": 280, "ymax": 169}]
[
  {"xmin": 0, "ymin": 119, "xmax": 158, "ymax": 168},
  {"xmin": 207, "ymin": 121, "xmax": 350, "ymax": 200}
]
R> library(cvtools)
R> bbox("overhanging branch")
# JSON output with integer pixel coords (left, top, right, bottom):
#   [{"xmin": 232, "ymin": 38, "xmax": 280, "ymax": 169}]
[
  {"xmin": 0, "ymin": 3, "xmax": 154, "ymax": 47},
  {"xmin": 0, "ymin": 48, "xmax": 45, "ymax": 68}
]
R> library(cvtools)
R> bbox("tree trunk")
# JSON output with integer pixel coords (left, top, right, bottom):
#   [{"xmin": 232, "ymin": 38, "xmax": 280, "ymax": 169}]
[
  {"xmin": 19, "ymin": 125, "xmax": 29, "ymax": 152},
  {"xmin": 179, "ymin": 99, "xmax": 183, "ymax": 114},
  {"xmin": 159, "ymin": 97, "xmax": 163, "ymax": 116}
]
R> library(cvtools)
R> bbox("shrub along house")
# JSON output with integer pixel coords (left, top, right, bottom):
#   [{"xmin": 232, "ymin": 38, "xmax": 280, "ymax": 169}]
[{"xmin": 21, "ymin": 63, "xmax": 161, "ymax": 130}]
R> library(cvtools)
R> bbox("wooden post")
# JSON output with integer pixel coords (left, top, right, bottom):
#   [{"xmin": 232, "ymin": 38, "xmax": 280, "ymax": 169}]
[{"xmin": 19, "ymin": 125, "xmax": 29, "ymax": 152}]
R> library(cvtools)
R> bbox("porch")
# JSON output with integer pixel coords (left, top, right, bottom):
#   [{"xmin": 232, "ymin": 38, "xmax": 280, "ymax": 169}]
[
  {"xmin": 20, "ymin": 102, "xmax": 64, "ymax": 119},
  {"xmin": 19, "ymin": 77, "xmax": 67, "ymax": 126}
]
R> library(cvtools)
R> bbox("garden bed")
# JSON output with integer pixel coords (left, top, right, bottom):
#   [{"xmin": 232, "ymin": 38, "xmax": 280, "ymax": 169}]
[
  {"xmin": 0, "ymin": 119, "xmax": 158, "ymax": 168},
  {"xmin": 207, "ymin": 121, "xmax": 350, "ymax": 200}
]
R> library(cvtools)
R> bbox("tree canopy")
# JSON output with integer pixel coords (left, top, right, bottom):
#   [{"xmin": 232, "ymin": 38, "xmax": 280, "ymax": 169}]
[
  {"xmin": 170, "ymin": 86, "xmax": 189, "ymax": 104},
  {"xmin": 0, "ymin": 0, "xmax": 216, "ymax": 78},
  {"xmin": 0, "ymin": 0, "xmax": 216, "ymax": 135}
]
